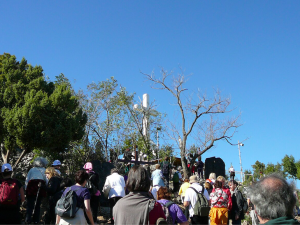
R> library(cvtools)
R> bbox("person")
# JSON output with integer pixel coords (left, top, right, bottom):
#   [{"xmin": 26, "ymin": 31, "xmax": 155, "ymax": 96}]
[
  {"xmin": 247, "ymin": 196, "xmax": 259, "ymax": 225},
  {"xmin": 186, "ymin": 154, "xmax": 192, "ymax": 168},
  {"xmin": 197, "ymin": 156, "xmax": 204, "ymax": 179},
  {"xmin": 204, "ymin": 179, "xmax": 213, "ymax": 195},
  {"xmin": 228, "ymin": 180, "xmax": 245, "ymax": 225},
  {"xmin": 157, "ymin": 187, "xmax": 189, "ymax": 225},
  {"xmin": 84, "ymin": 162, "xmax": 100, "ymax": 223},
  {"xmin": 172, "ymin": 166, "xmax": 182, "ymax": 193},
  {"xmin": 52, "ymin": 160, "xmax": 62, "ymax": 176},
  {"xmin": 247, "ymin": 173, "xmax": 299, "ymax": 225},
  {"xmin": 179, "ymin": 178, "xmax": 191, "ymax": 219},
  {"xmin": 56, "ymin": 170, "xmax": 95, "ymax": 225},
  {"xmin": 160, "ymin": 157, "xmax": 171, "ymax": 188},
  {"xmin": 151, "ymin": 164, "xmax": 165, "ymax": 188},
  {"xmin": 124, "ymin": 148, "xmax": 133, "ymax": 173},
  {"xmin": 214, "ymin": 176, "xmax": 232, "ymax": 212},
  {"xmin": 151, "ymin": 184, "xmax": 161, "ymax": 200},
  {"xmin": 104, "ymin": 168, "xmax": 125, "ymax": 224},
  {"xmin": 229, "ymin": 165, "xmax": 235, "ymax": 181},
  {"xmin": 0, "ymin": 163, "xmax": 25, "ymax": 224},
  {"xmin": 209, "ymin": 173, "xmax": 216, "ymax": 184},
  {"xmin": 191, "ymin": 163, "xmax": 196, "ymax": 176},
  {"xmin": 25, "ymin": 157, "xmax": 48, "ymax": 224},
  {"xmin": 113, "ymin": 165, "xmax": 166, "ymax": 225},
  {"xmin": 209, "ymin": 180, "xmax": 229, "ymax": 225},
  {"xmin": 42, "ymin": 167, "xmax": 62, "ymax": 224},
  {"xmin": 184, "ymin": 175, "xmax": 211, "ymax": 225}
]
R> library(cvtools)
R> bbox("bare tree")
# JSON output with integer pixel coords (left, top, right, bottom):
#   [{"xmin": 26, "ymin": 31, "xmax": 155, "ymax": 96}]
[{"xmin": 143, "ymin": 68, "xmax": 241, "ymax": 178}]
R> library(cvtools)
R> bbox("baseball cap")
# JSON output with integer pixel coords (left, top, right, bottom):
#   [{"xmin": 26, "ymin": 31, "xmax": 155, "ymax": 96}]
[
  {"xmin": 52, "ymin": 160, "xmax": 62, "ymax": 166},
  {"xmin": 1, "ymin": 163, "xmax": 13, "ymax": 173}
]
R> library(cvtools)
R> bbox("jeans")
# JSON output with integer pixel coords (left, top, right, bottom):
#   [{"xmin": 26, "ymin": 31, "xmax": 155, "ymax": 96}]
[{"xmin": 26, "ymin": 195, "xmax": 42, "ymax": 224}]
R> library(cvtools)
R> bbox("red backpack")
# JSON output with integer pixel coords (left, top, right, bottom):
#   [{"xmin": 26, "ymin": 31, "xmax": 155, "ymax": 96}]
[{"xmin": 0, "ymin": 179, "xmax": 19, "ymax": 206}]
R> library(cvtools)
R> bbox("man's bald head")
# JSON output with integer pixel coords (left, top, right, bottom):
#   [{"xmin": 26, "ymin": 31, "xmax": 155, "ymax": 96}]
[{"xmin": 247, "ymin": 174, "xmax": 296, "ymax": 221}]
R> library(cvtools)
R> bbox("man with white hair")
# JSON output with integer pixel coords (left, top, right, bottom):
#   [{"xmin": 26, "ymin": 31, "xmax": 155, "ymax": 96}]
[
  {"xmin": 247, "ymin": 173, "xmax": 299, "ymax": 224},
  {"xmin": 184, "ymin": 175, "xmax": 210, "ymax": 225}
]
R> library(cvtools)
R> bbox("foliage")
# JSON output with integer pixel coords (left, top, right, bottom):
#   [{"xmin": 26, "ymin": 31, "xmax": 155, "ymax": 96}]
[
  {"xmin": 243, "ymin": 169, "xmax": 253, "ymax": 185},
  {"xmin": 78, "ymin": 77, "xmax": 165, "ymax": 163},
  {"xmin": 0, "ymin": 54, "xmax": 87, "ymax": 166},
  {"xmin": 282, "ymin": 155, "xmax": 298, "ymax": 179},
  {"xmin": 158, "ymin": 145, "xmax": 174, "ymax": 160},
  {"xmin": 265, "ymin": 162, "xmax": 285, "ymax": 177},
  {"xmin": 296, "ymin": 161, "xmax": 300, "ymax": 180},
  {"xmin": 251, "ymin": 160, "xmax": 265, "ymax": 181}
]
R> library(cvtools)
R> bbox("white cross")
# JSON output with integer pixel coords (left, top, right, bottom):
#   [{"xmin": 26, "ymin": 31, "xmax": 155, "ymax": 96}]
[{"xmin": 134, "ymin": 93, "xmax": 159, "ymax": 156}]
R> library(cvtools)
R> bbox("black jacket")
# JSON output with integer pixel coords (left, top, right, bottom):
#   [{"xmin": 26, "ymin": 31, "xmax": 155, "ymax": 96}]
[
  {"xmin": 231, "ymin": 189, "xmax": 245, "ymax": 220},
  {"xmin": 89, "ymin": 172, "xmax": 100, "ymax": 190},
  {"xmin": 42, "ymin": 176, "xmax": 62, "ymax": 196}
]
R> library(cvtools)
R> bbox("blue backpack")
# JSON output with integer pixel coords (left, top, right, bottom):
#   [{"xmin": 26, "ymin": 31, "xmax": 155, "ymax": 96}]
[{"xmin": 55, "ymin": 187, "xmax": 82, "ymax": 218}]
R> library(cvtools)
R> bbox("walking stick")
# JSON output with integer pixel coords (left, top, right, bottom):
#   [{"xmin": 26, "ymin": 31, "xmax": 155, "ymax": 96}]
[{"xmin": 31, "ymin": 182, "xmax": 42, "ymax": 222}]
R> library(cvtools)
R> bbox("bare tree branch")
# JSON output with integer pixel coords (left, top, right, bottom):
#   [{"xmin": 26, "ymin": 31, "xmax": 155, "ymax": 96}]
[{"xmin": 143, "ymin": 68, "xmax": 243, "ymax": 178}]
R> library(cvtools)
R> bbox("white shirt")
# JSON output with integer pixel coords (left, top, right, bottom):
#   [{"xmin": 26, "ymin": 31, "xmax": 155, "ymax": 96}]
[
  {"xmin": 184, "ymin": 183, "xmax": 210, "ymax": 217},
  {"xmin": 151, "ymin": 185, "xmax": 161, "ymax": 200},
  {"xmin": 104, "ymin": 173, "xmax": 125, "ymax": 198},
  {"xmin": 229, "ymin": 167, "xmax": 235, "ymax": 172}
]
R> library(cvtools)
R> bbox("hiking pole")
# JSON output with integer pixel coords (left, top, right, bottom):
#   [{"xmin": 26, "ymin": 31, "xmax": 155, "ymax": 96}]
[{"xmin": 31, "ymin": 181, "xmax": 42, "ymax": 222}]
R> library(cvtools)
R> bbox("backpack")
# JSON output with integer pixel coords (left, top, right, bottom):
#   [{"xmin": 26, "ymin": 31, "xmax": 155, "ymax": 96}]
[
  {"xmin": 85, "ymin": 174, "xmax": 97, "ymax": 195},
  {"xmin": 173, "ymin": 172, "xmax": 179, "ymax": 183},
  {"xmin": 161, "ymin": 201, "xmax": 175, "ymax": 225},
  {"xmin": 55, "ymin": 187, "xmax": 82, "ymax": 218},
  {"xmin": 162, "ymin": 162, "xmax": 169, "ymax": 174},
  {"xmin": 0, "ymin": 179, "xmax": 19, "ymax": 206},
  {"xmin": 189, "ymin": 186, "xmax": 210, "ymax": 217}
]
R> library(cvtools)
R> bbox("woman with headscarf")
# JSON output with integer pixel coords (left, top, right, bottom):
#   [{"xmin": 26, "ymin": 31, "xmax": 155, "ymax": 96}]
[
  {"xmin": 204, "ymin": 179, "xmax": 213, "ymax": 195},
  {"xmin": 25, "ymin": 157, "xmax": 48, "ymax": 224},
  {"xmin": 83, "ymin": 162, "xmax": 100, "ymax": 223},
  {"xmin": 113, "ymin": 165, "xmax": 166, "ymax": 225},
  {"xmin": 42, "ymin": 167, "xmax": 62, "ymax": 224}
]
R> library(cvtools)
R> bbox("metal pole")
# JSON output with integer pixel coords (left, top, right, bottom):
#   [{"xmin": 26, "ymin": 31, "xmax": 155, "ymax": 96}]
[
  {"xmin": 238, "ymin": 141, "xmax": 243, "ymax": 183},
  {"xmin": 157, "ymin": 130, "xmax": 159, "ymax": 160}
]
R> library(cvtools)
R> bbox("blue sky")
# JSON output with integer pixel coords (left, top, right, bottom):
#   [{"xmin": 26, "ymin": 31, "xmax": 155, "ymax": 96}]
[{"xmin": 1, "ymin": 1, "xmax": 300, "ymax": 185}]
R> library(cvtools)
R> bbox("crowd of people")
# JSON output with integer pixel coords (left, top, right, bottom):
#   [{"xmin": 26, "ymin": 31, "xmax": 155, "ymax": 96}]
[
  {"xmin": 1, "ymin": 155, "xmax": 300, "ymax": 225},
  {"xmin": 0, "ymin": 158, "xmax": 100, "ymax": 225}
]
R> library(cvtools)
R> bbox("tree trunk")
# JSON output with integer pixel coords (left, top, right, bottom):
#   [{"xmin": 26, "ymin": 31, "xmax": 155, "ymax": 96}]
[
  {"xmin": 181, "ymin": 153, "xmax": 189, "ymax": 179},
  {"xmin": 13, "ymin": 149, "xmax": 28, "ymax": 169},
  {"xmin": 1, "ymin": 150, "xmax": 10, "ymax": 164},
  {"xmin": 1, "ymin": 144, "xmax": 10, "ymax": 164}
]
